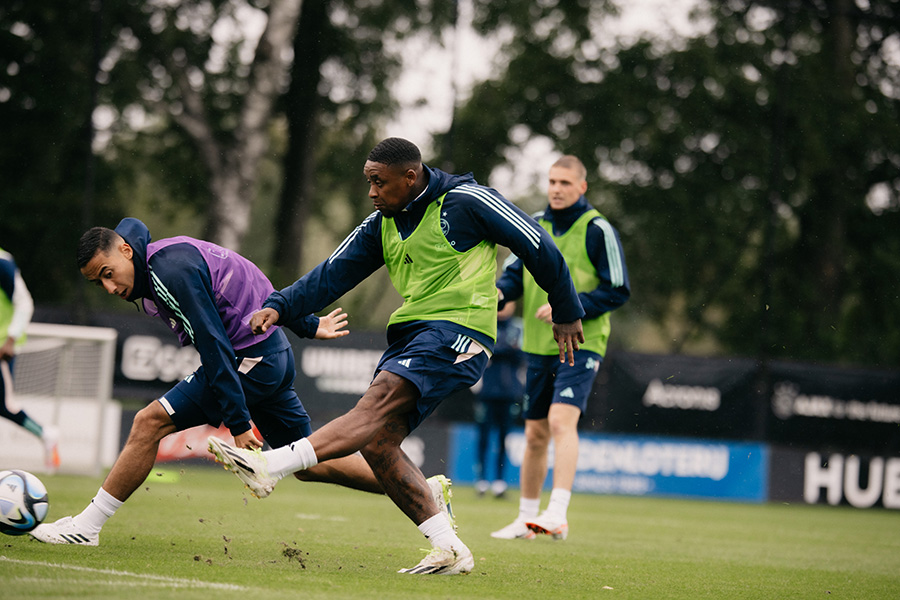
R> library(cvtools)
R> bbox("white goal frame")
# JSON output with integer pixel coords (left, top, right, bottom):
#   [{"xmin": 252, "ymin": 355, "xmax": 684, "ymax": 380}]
[{"xmin": 0, "ymin": 322, "xmax": 121, "ymax": 476}]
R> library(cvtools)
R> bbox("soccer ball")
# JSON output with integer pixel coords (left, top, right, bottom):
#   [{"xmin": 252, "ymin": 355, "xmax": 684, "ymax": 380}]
[{"xmin": 0, "ymin": 470, "xmax": 49, "ymax": 535}]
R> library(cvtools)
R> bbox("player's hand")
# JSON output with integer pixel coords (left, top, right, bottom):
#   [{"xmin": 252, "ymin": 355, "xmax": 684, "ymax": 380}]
[
  {"xmin": 0, "ymin": 336, "xmax": 15, "ymax": 361},
  {"xmin": 315, "ymin": 308, "xmax": 350, "ymax": 340},
  {"xmin": 233, "ymin": 429, "xmax": 263, "ymax": 450},
  {"xmin": 553, "ymin": 319, "xmax": 584, "ymax": 366},
  {"xmin": 534, "ymin": 303, "xmax": 553, "ymax": 324},
  {"xmin": 250, "ymin": 308, "xmax": 280, "ymax": 334}
]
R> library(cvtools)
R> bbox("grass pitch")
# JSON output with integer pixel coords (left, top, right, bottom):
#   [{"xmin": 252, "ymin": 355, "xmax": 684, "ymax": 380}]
[{"xmin": 1, "ymin": 465, "xmax": 898, "ymax": 599}]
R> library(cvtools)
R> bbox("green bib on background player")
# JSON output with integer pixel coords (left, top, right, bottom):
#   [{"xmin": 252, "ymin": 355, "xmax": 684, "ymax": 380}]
[
  {"xmin": 522, "ymin": 209, "xmax": 610, "ymax": 356},
  {"xmin": 382, "ymin": 195, "xmax": 499, "ymax": 341},
  {"xmin": 0, "ymin": 289, "xmax": 15, "ymax": 343},
  {"xmin": 0, "ymin": 247, "xmax": 25, "ymax": 346}
]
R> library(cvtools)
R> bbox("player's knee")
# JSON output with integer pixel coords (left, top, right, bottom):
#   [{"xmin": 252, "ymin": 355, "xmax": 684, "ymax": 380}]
[
  {"xmin": 129, "ymin": 403, "xmax": 172, "ymax": 441},
  {"xmin": 525, "ymin": 425, "xmax": 551, "ymax": 449},
  {"xmin": 547, "ymin": 416, "xmax": 574, "ymax": 438},
  {"xmin": 547, "ymin": 404, "xmax": 581, "ymax": 436}
]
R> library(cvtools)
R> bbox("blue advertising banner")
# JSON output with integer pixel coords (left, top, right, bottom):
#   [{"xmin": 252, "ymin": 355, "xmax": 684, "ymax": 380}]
[{"xmin": 448, "ymin": 425, "xmax": 768, "ymax": 503}]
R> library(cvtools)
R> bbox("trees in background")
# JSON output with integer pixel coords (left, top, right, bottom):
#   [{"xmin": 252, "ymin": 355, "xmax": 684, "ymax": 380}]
[
  {"xmin": 2, "ymin": 0, "xmax": 302, "ymax": 297},
  {"xmin": 440, "ymin": 0, "xmax": 900, "ymax": 366},
  {"xmin": 2, "ymin": 0, "xmax": 898, "ymax": 366},
  {"xmin": 1, "ymin": 0, "xmax": 109, "ymax": 301},
  {"xmin": 270, "ymin": 0, "xmax": 455, "ymax": 285},
  {"xmin": 1, "ymin": 0, "xmax": 453, "ymax": 278}
]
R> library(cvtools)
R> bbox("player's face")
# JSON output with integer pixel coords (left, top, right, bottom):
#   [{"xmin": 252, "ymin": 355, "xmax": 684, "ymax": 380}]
[
  {"xmin": 547, "ymin": 165, "xmax": 587, "ymax": 211},
  {"xmin": 364, "ymin": 161, "xmax": 416, "ymax": 218},
  {"xmin": 80, "ymin": 242, "xmax": 136, "ymax": 302}
]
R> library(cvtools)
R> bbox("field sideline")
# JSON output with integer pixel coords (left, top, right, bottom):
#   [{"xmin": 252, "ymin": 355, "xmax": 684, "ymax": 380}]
[{"xmin": 1, "ymin": 465, "xmax": 897, "ymax": 599}]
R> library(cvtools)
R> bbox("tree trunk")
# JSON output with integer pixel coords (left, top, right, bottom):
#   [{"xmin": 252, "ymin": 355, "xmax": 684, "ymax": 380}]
[
  {"xmin": 205, "ymin": 149, "xmax": 254, "ymax": 251},
  {"xmin": 271, "ymin": 0, "xmax": 329, "ymax": 285},
  {"xmin": 809, "ymin": 0, "xmax": 854, "ymax": 317},
  {"xmin": 176, "ymin": 0, "xmax": 304, "ymax": 251}
]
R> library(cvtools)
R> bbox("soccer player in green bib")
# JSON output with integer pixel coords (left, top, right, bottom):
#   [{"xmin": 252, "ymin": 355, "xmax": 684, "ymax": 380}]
[
  {"xmin": 0, "ymin": 247, "xmax": 60, "ymax": 471},
  {"xmin": 209, "ymin": 138, "xmax": 585, "ymax": 574},
  {"xmin": 492, "ymin": 155, "xmax": 630, "ymax": 542}
]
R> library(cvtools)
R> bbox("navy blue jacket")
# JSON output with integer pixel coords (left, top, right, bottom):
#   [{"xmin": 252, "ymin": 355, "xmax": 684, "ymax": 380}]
[
  {"xmin": 115, "ymin": 218, "xmax": 318, "ymax": 436},
  {"xmin": 0, "ymin": 255, "xmax": 16, "ymax": 302},
  {"xmin": 265, "ymin": 166, "xmax": 585, "ymax": 350},
  {"xmin": 497, "ymin": 195, "xmax": 630, "ymax": 319}
]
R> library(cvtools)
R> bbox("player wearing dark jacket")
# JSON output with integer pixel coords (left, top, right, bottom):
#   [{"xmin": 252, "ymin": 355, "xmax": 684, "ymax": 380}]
[
  {"xmin": 492, "ymin": 155, "xmax": 630, "ymax": 542},
  {"xmin": 208, "ymin": 138, "xmax": 586, "ymax": 575},
  {"xmin": 265, "ymin": 164, "xmax": 584, "ymax": 355},
  {"xmin": 31, "ymin": 219, "xmax": 379, "ymax": 546},
  {"xmin": 0, "ymin": 247, "xmax": 59, "ymax": 470}
]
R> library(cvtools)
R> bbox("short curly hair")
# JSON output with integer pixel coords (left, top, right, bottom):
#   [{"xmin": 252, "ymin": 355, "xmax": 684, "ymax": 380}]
[{"xmin": 367, "ymin": 137, "xmax": 421, "ymax": 168}]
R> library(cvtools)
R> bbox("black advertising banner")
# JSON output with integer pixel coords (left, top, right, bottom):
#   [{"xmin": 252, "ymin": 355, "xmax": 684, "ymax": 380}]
[
  {"xmin": 30, "ymin": 308, "xmax": 900, "ymax": 460},
  {"xmin": 591, "ymin": 352, "xmax": 762, "ymax": 440},
  {"xmin": 765, "ymin": 360, "xmax": 900, "ymax": 455},
  {"xmin": 287, "ymin": 330, "xmax": 389, "ymax": 423},
  {"xmin": 768, "ymin": 445, "xmax": 900, "ymax": 509}
]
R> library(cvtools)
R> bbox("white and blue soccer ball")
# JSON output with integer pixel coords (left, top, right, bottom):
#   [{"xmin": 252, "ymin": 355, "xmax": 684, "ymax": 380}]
[{"xmin": 0, "ymin": 470, "xmax": 49, "ymax": 535}]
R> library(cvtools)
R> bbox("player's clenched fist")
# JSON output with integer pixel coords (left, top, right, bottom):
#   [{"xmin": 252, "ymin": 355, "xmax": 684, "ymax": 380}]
[{"xmin": 250, "ymin": 307, "xmax": 280, "ymax": 334}]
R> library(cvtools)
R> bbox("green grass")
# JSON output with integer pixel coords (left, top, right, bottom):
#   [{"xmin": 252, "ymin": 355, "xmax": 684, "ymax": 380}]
[{"xmin": 2, "ymin": 466, "xmax": 898, "ymax": 599}]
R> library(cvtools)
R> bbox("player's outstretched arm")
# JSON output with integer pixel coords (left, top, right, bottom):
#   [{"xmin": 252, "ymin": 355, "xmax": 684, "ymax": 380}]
[
  {"xmin": 553, "ymin": 319, "xmax": 585, "ymax": 366},
  {"xmin": 315, "ymin": 308, "xmax": 350, "ymax": 340},
  {"xmin": 250, "ymin": 308, "xmax": 280, "ymax": 334}
]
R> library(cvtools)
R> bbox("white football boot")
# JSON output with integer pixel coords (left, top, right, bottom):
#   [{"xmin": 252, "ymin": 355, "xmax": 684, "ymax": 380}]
[
  {"xmin": 398, "ymin": 546, "xmax": 474, "ymax": 575},
  {"xmin": 490, "ymin": 517, "xmax": 537, "ymax": 540},
  {"xmin": 525, "ymin": 511, "xmax": 569, "ymax": 540},
  {"xmin": 207, "ymin": 436, "xmax": 278, "ymax": 499},
  {"xmin": 30, "ymin": 516, "xmax": 99, "ymax": 546}
]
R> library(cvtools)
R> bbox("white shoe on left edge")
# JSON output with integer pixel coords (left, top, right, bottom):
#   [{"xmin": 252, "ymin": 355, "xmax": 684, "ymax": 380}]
[{"xmin": 31, "ymin": 516, "xmax": 99, "ymax": 546}]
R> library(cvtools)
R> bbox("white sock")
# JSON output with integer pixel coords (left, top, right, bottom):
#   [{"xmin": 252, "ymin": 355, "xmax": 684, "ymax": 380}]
[
  {"xmin": 418, "ymin": 513, "xmax": 466, "ymax": 553},
  {"xmin": 73, "ymin": 488, "xmax": 122, "ymax": 534},
  {"xmin": 266, "ymin": 437, "xmax": 318, "ymax": 479},
  {"xmin": 546, "ymin": 488, "xmax": 572, "ymax": 519},
  {"xmin": 518, "ymin": 497, "xmax": 541, "ymax": 521}
]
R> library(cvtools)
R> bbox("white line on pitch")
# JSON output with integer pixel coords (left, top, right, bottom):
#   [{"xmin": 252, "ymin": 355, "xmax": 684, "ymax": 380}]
[{"xmin": 0, "ymin": 556, "xmax": 248, "ymax": 591}]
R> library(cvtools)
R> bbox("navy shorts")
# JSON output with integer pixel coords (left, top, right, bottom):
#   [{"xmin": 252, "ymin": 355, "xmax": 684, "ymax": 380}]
[
  {"xmin": 522, "ymin": 351, "xmax": 603, "ymax": 420},
  {"xmin": 377, "ymin": 325, "xmax": 490, "ymax": 432},
  {"xmin": 158, "ymin": 345, "xmax": 311, "ymax": 449}
]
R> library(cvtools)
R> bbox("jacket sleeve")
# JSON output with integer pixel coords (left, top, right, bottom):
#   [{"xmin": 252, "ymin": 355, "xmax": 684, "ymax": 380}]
[
  {"xmin": 579, "ymin": 217, "xmax": 631, "ymax": 319},
  {"xmin": 1, "ymin": 255, "xmax": 34, "ymax": 341},
  {"xmin": 265, "ymin": 211, "xmax": 385, "ymax": 334},
  {"xmin": 149, "ymin": 245, "xmax": 252, "ymax": 437},
  {"xmin": 8, "ymin": 270, "xmax": 34, "ymax": 341},
  {"xmin": 450, "ymin": 188, "xmax": 585, "ymax": 323},
  {"xmin": 291, "ymin": 315, "xmax": 320, "ymax": 339}
]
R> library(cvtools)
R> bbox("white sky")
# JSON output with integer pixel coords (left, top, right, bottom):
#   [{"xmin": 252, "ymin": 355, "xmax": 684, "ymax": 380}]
[{"xmin": 385, "ymin": 0, "xmax": 706, "ymax": 199}]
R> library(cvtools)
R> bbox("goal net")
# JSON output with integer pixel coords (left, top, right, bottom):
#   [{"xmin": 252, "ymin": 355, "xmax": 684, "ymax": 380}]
[{"xmin": 0, "ymin": 322, "xmax": 121, "ymax": 475}]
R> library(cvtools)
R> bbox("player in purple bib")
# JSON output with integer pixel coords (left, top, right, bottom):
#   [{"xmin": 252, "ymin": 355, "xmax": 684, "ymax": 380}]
[{"xmin": 31, "ymin": 218, "xmax": 380, "ymax": 546}]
